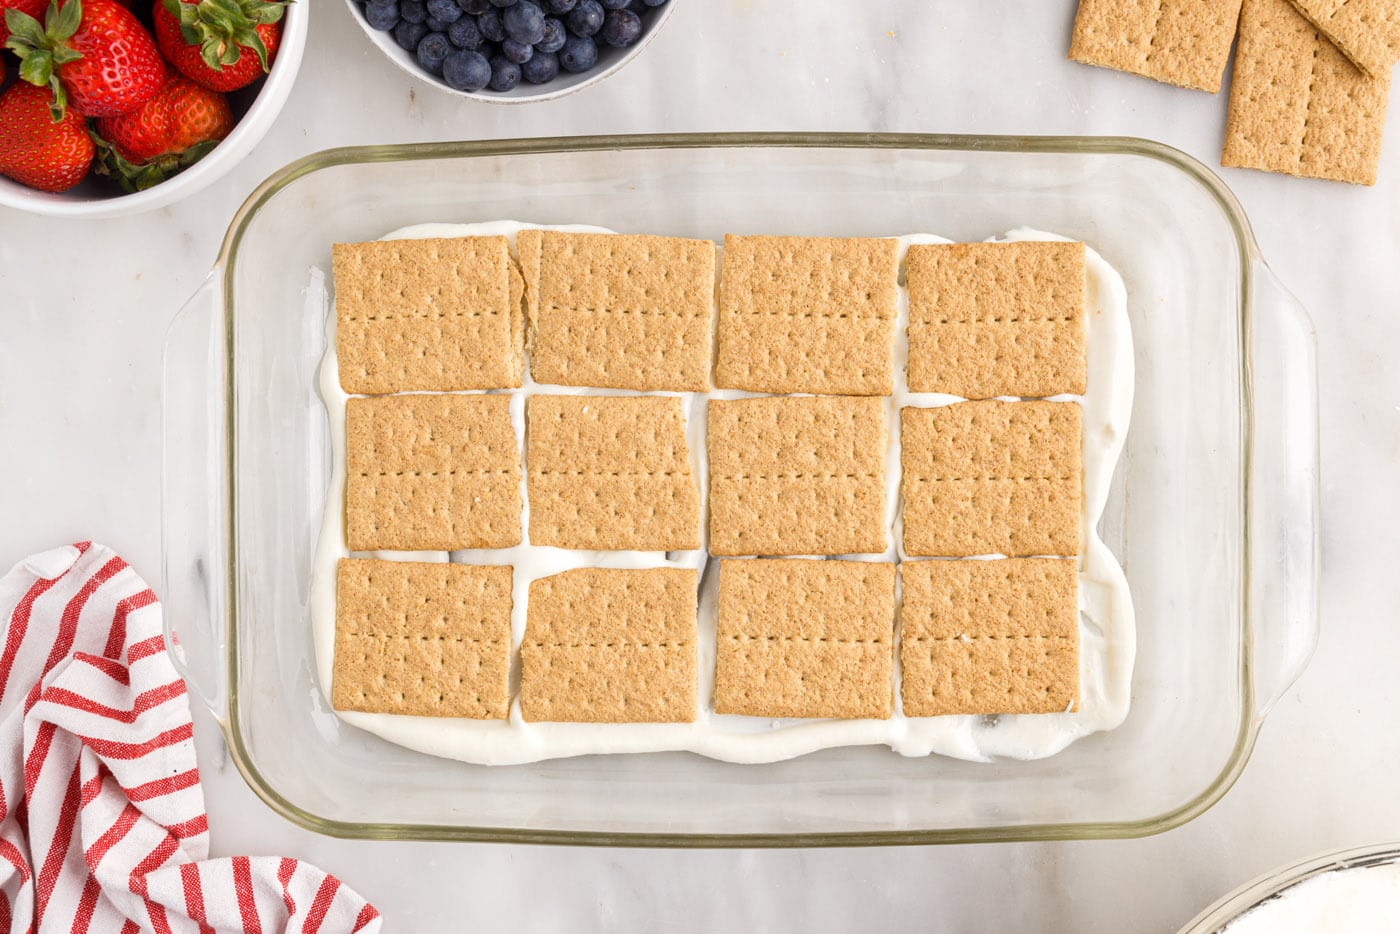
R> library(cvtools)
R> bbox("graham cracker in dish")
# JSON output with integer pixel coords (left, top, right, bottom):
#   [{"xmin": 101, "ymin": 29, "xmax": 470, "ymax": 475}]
[
  {"xmin": 525, "ymin": 394, "xmax": 701, "ymax": 552},
  {"xmin": 715, "ymin": 235, "xmax": 899, "ymax": 396},
  {"xmin": 1289, "ymin": 0, "xmax": 1400, "ymax": 77},
  {"xmin": 900, "ymin": 557, "xmax": 1079, "ymax": 717},
  {"xmin": 331, "ymin": 558, "xmax": 512, "ymax": 719},
  {"xmin": 714, "ymin": 559, "xmax": 895, "ymax": 719},
  {"xmin": 345, "ymin": 393, "xmax": 522, "ymax": 551},
  {"xmin": 517, "ymin": 229, "xmax": 715, "ymax": 392},
  {"xmin": 334, "ymin": 236, "xmax": 523, "ymax": 394},
  {"xmin": 1069, "ymin": 0, "xmax": 1244, "ymax": 93},
  {"xmin": 519, "ymin": 567, "xmax": 697, "ymax": 723},
  {"xmin": 707, "ymin": 395, "xmax": 888, "ymax": 557},
  {"xmin": 1223, "ymin": 0, "xmax": 1391, "ymax": 185},
  {"xmin": 901, "ymin": 401, "xmax": 1081, "ymax": 558},
  {"xmin": 906, "ymin": 241, "xmax": 1087, "ymax": 399}
]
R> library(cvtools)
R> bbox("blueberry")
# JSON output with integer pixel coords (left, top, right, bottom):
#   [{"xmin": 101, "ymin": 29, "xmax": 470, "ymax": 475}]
[
  {"xmin": 500, "ymin": 37, "xmax": 533, "ymax": 62},
  {"xmin": 363, "ymin": 0, "xmax": 399, "ymax": 30},
  {"xmin": 488, "ymin": 53, "xmax": 521, "ymax": 89},
  {"xmin": 536, "ymin": 16, "xmax": 565, "ymax": 51},
  {"xmin": 477, "ymin": 9, "xmax": 506, "ymax": 39},
  {"xmin": 442, "ymin": 48, "xmax": 491, "ymax": 89},
  {"xmin": 565, "ymin": 0, "xmax": 602, "ymax": 35},
  {"xmin": 426, "ymin": 0, "xmax": 462, "ymax": 20},
  {"xmin": 558, "ymin": 32, "xmax": 596, "ymax": 70},
  {"xmin": 414, "ymin": 30, "xmax": 450, "ymax": 71},
  {"xmin": 457, "ymin": 0, "xmax": 489, "ymax": 10},
  {"xmin": 487, "ymin": 0, "xmax": 517, "ymax": 6},
  {"xmin": 448, "ymin": 16, "xmax": 481, "ymax": 47},
  {"xmin": 544, "ymin": 0, "xmax": 575, "ymax": 10},
  {"xmin": 400, "ymin": 0, "xmax": 427, "ymax": 22},
  {"xmin": 599, "ymin": 0, "xmax": 627, "ymax": 8},
  {"xmin": 426, "ymin": 15, "xmax": 450, "ymax": 30},
  {"xmin": 502, "ymin": 0, "xmax": 544, "ymax": 43},
  {"xmin": 599, "ymin": 8, "xmax": 639, "ymax": 45},
  {"xmin": 394, "ymin": 19, "xmax": 429, "ymax": 48},
  {"xmin": 638, "ymin": 0, "xmax": 665, "ymax": 5},
  {"xmin": 520, "ymin": 48, "xmax": 557, "ymax": 82}
]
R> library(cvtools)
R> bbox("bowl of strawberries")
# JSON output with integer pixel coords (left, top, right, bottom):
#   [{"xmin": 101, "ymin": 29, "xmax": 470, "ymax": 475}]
[{"xmin": 0, "ymin": 0, "xmax": 306, "ymax": 216}]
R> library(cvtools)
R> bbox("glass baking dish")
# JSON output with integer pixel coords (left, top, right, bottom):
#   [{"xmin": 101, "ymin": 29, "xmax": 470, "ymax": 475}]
[{"xmin": 161, "ymin": 133, "xmax": 1319, "ymax": 846}]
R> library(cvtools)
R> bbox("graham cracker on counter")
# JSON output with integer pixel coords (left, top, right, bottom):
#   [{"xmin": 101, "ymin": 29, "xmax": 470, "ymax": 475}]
[
  {"xmin": 901, "ymin": 401, "xmax": 1081, "ymax": 558},
  {"xmin": 331, "ymin": 558, "xmax": 512, "ymax": 719},
  {"xmin": 1069, "ymin": 0, "xmax": 1244, "ymax": 93},
  {"xmin": 1223, "ymin": 0, "xmax": 1391, "ymax": 185},
  {"xmin": 345, "ymin": 393, "xmax": 522, "ymax": 551},
  {"xmin": 334, "ymin": 236, "xmax": 523, "ymax": 394},
  {"xmin": 906, "ymin": 241, "xmax": 1087, "ymax": 399},
  {"xmin": 715, "ymin": 235, "xmax": 899, "ymax": 396},
  {"xmin": 519, "ymin": 567, "xmax": 697, "ymax": 723},
  {"xmin": 714, "ymin": 559, "xmax": 895, "ymax": 720},
  {"xmin": 708, "ymin": 395, "xmax": 888, "ymax": 556},
  {"xmin": 900, "ymin": 558, "xmax": 1079, "ymax": 717},
  {"xmin": 525, "ymin": 394, "xmax": 701, "ymax": 552},
  {"xmin": 1290, "ymin": 0, "xmax": 1400, "ymax": 77},
  {"xmin": 517, "ymin": 229, "xmax": 715, "ymax": 392}
]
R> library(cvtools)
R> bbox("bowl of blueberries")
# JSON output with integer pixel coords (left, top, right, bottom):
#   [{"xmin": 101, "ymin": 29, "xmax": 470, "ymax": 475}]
[{"xmin": 348, "ymin": 0, "xmax": 674, "ymax": 100}]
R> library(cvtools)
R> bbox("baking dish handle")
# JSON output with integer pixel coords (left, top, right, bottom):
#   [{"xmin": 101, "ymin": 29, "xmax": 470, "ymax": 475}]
[
  {"xmin": 161, "ymin": 271, "xmax": 229, "ymax": 721},
  {"xmin": 1248, "ymin": 256, "xmax": 1321, "ymax": 720}
]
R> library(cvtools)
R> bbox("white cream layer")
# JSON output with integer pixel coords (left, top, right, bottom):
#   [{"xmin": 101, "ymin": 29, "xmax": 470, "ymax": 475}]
[
  {"xmin": 309, "ymin": 221, "xmax": 1135, "ymax": 765},
  {"xmin": 1222, "ymin": 863, "xmax": 1400, "ymax": 933}
]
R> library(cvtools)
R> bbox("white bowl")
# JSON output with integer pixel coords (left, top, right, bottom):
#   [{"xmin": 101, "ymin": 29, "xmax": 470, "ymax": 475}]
[
  {"xmin": 345, "ymin": 0, "xmax": 678, "ymax": 103},
  {"xmin": 0, "ymin": 0, "xmax": 308, "ymax": 218}
]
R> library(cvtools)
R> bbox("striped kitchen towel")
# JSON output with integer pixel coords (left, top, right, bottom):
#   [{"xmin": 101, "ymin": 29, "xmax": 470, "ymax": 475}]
[{"xmin": 0, "ymin": 542, "xmax": 380, "ymax": 933}]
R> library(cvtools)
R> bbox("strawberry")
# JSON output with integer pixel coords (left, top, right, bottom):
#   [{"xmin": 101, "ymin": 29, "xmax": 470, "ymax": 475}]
[
  {"xmin": 153, "ymin": 0, "xmax": 287, "ymax": 93},
  {"xmin": 0, "ymin": 0, "xmax": 45, "ymax": 44},
  {"xmin": 5, "ymin": 0, "xmax": 163, "ymax": 119},
  {"xmin": 0, "ymin": 80, "xmax": 94, "ymax": 191},
  {"xmin": 92, "ymin": 70, "xmax": 230, "ymax": 190}
]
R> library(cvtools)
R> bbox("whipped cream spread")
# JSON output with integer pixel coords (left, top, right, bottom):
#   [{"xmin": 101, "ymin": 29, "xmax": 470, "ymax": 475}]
[
  {"xmin": 308, "ymin": 221, "xmax": 1135, "ymax": 765},
  {"xmin": 1222, "ymin": 862, "xmax": 1400, "ymax": 933}
]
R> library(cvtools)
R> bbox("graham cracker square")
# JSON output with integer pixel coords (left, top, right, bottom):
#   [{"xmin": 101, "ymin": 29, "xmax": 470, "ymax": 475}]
[
  {"xmin": 1223, "ymin": 0, "xmax": 1391, "ymax": 185},
  {"xmin": 708, "ymin": 396, "xmax": 888, "ymax": 556},
  {"xmin": 345, "ymin": 393, "xmax": 522, "ymax": 551},
  {"xmin": 517, "ymin": 229, "xmax": 715, "ymax": 392},
  {"xmin": 525, "ymin": 394, "xmax": 701, "ymax": 551},
  {"xmin": 906, "ymin": 242, "xmax": 1087, "ymax": 399},
  {"xmin": 1290, "ymin": 0, "xmax": 1400, "ymax": 78},
  {"xmin": 1069, "ymin": 0, "xmax": 1244, "ymax": 93},
  {"xmin": 714, "ymin": 559, "xmax": 895, "ymax": 719},
  {"xmin": 519, "ymin": 567, "xmax": 697, "ymax": 723},
  {"xmin": 333, "ymin": 236, "xmax": 524, "ymax": 394},
  {"xmin": 901, "ymin": 401, "xmax": 1081, "ymax": 557},
  {"xmin": 900, "ymin": 558, "xmax": 1079, "ymax": 716},
  {"xmin": 331, "ymin": 558, "xmax": 513, "ymax": 719},
  {"xmin": 715, "ymin": 235, "xmax": 899, "ymax": 395}
]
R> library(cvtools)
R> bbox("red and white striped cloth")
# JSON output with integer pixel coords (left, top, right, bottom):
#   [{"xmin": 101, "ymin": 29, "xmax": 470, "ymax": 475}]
[{"xmin": 0, "ymin": 542, "xmax": 380, "ymax": 934}]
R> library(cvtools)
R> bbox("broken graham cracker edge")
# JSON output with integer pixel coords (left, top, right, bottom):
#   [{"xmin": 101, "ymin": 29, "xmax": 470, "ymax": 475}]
[
  {"xmin": 713, "ymin": 559, "xmax": 896, "ymax": 720},
  {"xmin": 331, "ymin": 558, "xmax": 513, "ymax": 720},
  {"xmin": 900, "ymin": 558, "xmax": 1080, "ymax": 717},
  {"xmin": 1289, "ymin": 0, "xmax": 1400, "ymax": 77},
  {"xmin": 1223, "ymin": 0, "xmax": 1391, "ymax": 186},
  {"xmin": 1069, "ymin": 0, "xmax": 1245, "ymax": 93}
]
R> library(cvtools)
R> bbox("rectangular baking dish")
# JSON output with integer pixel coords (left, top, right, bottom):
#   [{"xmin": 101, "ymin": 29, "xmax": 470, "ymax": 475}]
[{"xmin": 161, "ymin": 133, "xmax": 1319, "ymax": 845}]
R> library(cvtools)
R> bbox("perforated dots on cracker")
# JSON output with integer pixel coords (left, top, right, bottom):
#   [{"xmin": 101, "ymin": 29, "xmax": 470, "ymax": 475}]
[
  {"xmin": 900, "ymin": 558, "xmax": 1079, "ymax": 717},
  {"xmin": 708, "ymin": 396, "xmax": 888, "ymax": 556},
  {"xmin": 715, "ymin": 235, "xmax": 899, "ymax": 396},
  {"xmin": 333, "ymin": 236, "xmax": 524, "ymax": 394},
  {"xmin": 518, "ymin": 229, "xmax": 715, "ymax": 392},
  {"xmin": 714, "ymin": 559, "xmax": 895, "ymax": 720},
  {"xmin": 1289, "ymin": 0, "xmax": 1400, "ymax": 78},
  {"xmin": 345, "ymin": 393, "xmax": 522, "ymax": 551},
  {"xmin": 526, "ymin": 394, "xmax": 701, "ymax": 552},
  {"xmin": 1069, "ymin": 0, "xmax": 1244, "ymax": 93},
  {"xmin": 901, "ymin": 401, "xmax": 1081, "ymax": 558},
  {"xmin": 331, "ymin": 558, "xmax": 513, "ymax": 719},
  {"xmin": 906, "ymin": 241, "xmax": 1087, "ymax": 399},
  {"xmin": 519, "ymin": 567, "xmax": 698, "ymax": 723}
]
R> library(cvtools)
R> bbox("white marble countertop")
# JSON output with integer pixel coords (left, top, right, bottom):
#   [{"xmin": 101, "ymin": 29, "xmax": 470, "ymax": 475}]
[{"xmin": 1, "ymin": 1, "xmax": 1395, "ymax": 930}]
